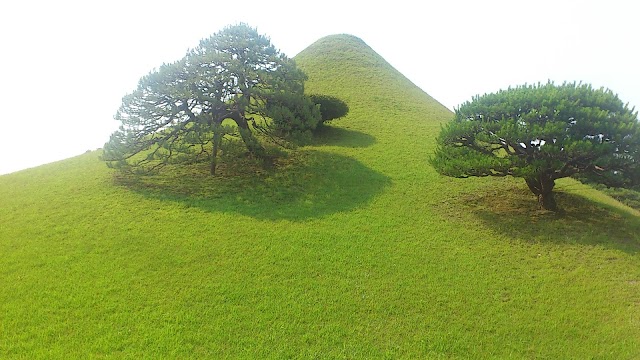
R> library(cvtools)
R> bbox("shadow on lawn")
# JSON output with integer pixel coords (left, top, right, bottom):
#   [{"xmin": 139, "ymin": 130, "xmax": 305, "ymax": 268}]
[
  {"xmin": 116, "ymin": 150, "xmax": 390, "ymax": 221},
  {"xmin": 460, "ymin": 185, "xmax": 640, "ymax": 254},
  {"xmin": 311, "ymin": 125, "xmax": 376, "ymax": 148}
]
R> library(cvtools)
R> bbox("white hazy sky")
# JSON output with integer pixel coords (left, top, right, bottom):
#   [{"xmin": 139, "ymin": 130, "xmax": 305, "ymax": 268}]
[{"xmin": 1, "ymin": 0, "xmax": 638, "ymax": 175}]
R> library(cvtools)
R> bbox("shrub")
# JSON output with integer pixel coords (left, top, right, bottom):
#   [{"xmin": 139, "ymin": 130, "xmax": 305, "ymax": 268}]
[{"xmin": 309, "ymin": 94, "xmax": 349, "ymax": 124}]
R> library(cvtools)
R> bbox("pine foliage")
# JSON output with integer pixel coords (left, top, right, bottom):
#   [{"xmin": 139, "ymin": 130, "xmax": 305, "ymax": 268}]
[
  {"xmin": 103, "ymin": 24, "xmax": 321, "ymax": 174},
  {"xmin": 432, "ymin": 82, "xmax": 640, "ymax": 209}
]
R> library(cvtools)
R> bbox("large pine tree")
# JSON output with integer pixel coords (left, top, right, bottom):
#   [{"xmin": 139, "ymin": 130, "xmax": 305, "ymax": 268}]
[
  {"xmin": 432, "ymin": 82, "xmax": 640, "ymax": 210},
  {"xmin": 103, "ymin": 24, "xmax": 320, "ymax": 175}
]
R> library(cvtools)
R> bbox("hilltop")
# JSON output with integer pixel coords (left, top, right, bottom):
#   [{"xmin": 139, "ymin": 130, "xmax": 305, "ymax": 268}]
[{"xmin": 1, "ymin": 34, "xmax": 639, "ymax": 358}]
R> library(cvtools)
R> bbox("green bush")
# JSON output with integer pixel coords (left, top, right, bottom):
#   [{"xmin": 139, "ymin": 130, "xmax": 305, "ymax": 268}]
[{"xmin": 309, "ymin": 94, "xmax": 349, "ymax": 123}]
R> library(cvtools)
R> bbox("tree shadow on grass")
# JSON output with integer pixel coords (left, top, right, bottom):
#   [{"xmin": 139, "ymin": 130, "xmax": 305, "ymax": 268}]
[
  {"xmin": 115, "ymin": 150, "xmax": 390, "ymax": 221},
  {"xmin": 311, "ymin": 125, "xmax": 376, "ymax": 148},
  {"xmin": 455, "ymin": 184, "xmax": 640, "ymax": 254}
]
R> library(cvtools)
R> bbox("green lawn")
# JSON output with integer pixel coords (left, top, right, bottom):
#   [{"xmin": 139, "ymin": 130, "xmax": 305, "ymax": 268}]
[{"xmin": 1, "ymin": 34, "xmax": 639, "ymax": 358}]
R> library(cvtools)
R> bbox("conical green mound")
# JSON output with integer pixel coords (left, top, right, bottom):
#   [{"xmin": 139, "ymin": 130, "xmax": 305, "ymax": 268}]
[
  {"xmin": 296, "ymin": 34, "xmax": 449, "ymax": 118},
  {"xmin": 1, "ymin": 34, "xmax": 639, "ymax": 358},
  {"xmin": 296, "ymin": 34, "xmax": 452, "ymax": 181}
]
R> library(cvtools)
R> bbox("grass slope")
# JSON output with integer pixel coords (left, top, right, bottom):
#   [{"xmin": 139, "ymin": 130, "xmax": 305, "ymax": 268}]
[{"xmin": 1, "ymin": 34, "xmax": 639, "ymax": 359}]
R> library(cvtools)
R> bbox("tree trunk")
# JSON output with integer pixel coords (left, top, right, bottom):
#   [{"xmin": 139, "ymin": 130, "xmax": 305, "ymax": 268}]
[
  {"xmin": 231, "ymin": 112, "xmax": 266, "ymax": 158},
  {"xmin": 210, "ymin": 123, "xmax": 222, "ymax": 176},
  {"xmin": 525, "ymin": 176, "xmax": 558, "ymax": 211},
  {"xmin": 537, "ymin": 189, "xmax": 557, "ymax": 211}
]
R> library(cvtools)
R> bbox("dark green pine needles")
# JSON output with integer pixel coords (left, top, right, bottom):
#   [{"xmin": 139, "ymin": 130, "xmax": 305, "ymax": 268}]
[{"xmin": 432, "ymin": 82, "xmax": 640, "ymax": 210}]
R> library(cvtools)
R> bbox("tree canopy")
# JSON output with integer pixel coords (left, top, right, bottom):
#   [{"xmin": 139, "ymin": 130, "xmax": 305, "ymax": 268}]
[
  {"xmin": 103, "ymin": 24, "xmax": 321, "ymax": 175},
  {"xmin": 431, "ymin": 82, "xmax": 640, "ymax": 210}
]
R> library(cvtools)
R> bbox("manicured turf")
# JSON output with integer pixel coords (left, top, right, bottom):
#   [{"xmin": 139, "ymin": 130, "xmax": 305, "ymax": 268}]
[{"xmin": 1, "ymin": 34, "xmax": 639, "ymax": 358}]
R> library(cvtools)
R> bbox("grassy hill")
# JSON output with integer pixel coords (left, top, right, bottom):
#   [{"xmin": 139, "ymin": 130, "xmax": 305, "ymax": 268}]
[{"xmin": 1, "ymin": 34, "xmax": 640, "ymax": 358}]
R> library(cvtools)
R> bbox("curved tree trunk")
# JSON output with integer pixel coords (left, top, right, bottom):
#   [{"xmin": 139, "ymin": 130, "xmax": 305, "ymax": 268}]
[
  {"xmin": 230, "ymin": 112, "xmax": 266, "ymax": 158},
  {"xmin": 525, "ymin": 176, "xmax": 558, "ymax": 211},
  {"xmin": 210, "ymin": 122, "xmax": 223, "ymax": 176}
]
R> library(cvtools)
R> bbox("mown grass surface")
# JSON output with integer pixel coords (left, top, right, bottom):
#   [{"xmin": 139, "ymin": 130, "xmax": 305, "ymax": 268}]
[
  {"xmin": 1, "ymin": 34, "xmax": 639, "ymax": 358},
  {"xmin": 593, "ymin": 184, "xmax": 640, "ymax": 211}
]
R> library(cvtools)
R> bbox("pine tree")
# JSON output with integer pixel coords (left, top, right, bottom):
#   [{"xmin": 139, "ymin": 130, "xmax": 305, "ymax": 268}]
[
  {"xmin": 432, "ymin": 82, "xmax": 640, "ymax": 210},
  {"xmin": 103, "ymin": 24, "xmax": 320, "ymax": 175}
]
